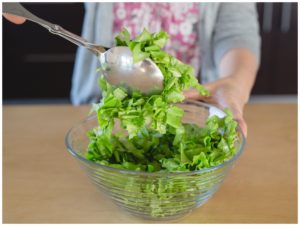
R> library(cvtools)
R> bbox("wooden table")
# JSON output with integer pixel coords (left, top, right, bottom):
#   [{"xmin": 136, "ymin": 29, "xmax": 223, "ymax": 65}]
[{"xmin": 3, "ymin": 103, "xmax": 297, "ymax": 223}]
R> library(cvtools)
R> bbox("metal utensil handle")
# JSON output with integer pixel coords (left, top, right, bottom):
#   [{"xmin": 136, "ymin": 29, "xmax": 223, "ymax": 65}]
[{"xmin": 3, "ymin": 3, "xmax": 105, "ymax": 54}]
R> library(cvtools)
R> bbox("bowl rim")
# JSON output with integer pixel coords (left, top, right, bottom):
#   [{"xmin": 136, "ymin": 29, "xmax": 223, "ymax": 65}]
[{"xmin": 65, "ymin": 100, "xmax": 246, "ymax": 176}]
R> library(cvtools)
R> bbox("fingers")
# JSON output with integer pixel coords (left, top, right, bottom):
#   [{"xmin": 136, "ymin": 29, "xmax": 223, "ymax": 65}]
[
  {"xmin": 236, "ymin": 118, "xmax": 248, "ymax": 138},
  {"xmin": 229, "ymin": 106, "xmax": 248, "ymax": 137},
  {"xmin": 3, "ymin": 13, "xmax": 26, "ymax": 24},
  {"xmin": 183, "ymin": 80, "xmax": 248, "ymax": 137}
]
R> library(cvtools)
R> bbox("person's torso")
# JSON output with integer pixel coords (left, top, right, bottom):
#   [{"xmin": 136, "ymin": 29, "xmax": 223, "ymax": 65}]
[{"xmin": 112, "ymin": 3, "xmax": 201, "ymax": 74}]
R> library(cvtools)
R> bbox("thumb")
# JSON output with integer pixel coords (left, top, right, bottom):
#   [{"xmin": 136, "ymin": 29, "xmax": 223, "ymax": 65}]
[
  {"xmin": 184, "ymin": 81, "xmax": 218, "ymax": 100},
  {"xmin": 184, "ymin": 89, "xmax": 206, "ymax": 100}
]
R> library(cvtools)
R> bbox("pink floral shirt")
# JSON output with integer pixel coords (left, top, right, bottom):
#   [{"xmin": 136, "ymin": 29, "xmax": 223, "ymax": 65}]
[{"xmin": 113, "ymin": 3, "xmax": 201, "ymax": 74}]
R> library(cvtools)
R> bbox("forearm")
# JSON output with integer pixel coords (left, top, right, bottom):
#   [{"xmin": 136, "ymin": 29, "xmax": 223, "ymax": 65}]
[{"xmin": 219, "ymin": 48, "xmax": 258, "ymax": 103}]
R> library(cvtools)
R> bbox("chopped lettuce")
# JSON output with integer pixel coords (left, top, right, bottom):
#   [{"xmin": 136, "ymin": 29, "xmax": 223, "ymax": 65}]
[{"xmin": 85, "ymin": 28, "xmax": 238, "ymax": 172}]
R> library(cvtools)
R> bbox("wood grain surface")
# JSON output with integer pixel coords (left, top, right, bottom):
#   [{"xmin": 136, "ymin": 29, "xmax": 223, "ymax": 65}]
[{"xmin": 3, "ymin": 103, "xmax": 297, "ymax": 223}]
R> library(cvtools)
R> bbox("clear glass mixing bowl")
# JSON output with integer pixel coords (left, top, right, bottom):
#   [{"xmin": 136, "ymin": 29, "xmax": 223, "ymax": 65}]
[{"xmin": 65, "ymin": 100, "xmax": 245, "ymax": 220}]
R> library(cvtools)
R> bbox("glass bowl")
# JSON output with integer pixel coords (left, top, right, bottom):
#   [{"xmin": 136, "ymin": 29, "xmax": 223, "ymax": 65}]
[{"xmin": 65, "ymin": 100, "xmax": 245, "ymax": 220}]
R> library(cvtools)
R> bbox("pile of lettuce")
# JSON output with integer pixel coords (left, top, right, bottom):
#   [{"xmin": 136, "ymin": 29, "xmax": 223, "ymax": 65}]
[{"xmin": 85, "ymin": 28, "xmax": 238, "ymax": 172}]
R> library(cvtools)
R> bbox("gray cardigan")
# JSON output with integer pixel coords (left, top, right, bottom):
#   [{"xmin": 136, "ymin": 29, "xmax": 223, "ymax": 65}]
[{"xmin": 71, "ymin": 3, "xmax": 261, "ymax": 105}]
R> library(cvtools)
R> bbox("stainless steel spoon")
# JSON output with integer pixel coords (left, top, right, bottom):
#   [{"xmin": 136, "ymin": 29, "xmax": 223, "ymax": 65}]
[{"xmin": 3, "ymin": 3, "xmax": 164, "ymax": 94}]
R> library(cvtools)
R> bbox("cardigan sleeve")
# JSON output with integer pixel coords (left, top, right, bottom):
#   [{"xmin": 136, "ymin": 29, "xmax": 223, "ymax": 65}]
[{"xmin": 212, "ymin": 3, "xmax": 261, "ymax": 69}]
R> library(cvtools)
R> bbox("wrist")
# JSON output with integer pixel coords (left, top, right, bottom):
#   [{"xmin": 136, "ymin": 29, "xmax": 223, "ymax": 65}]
[{"xmin": 224, "ymin": 74, "xmax": 252, "ymax": 105}]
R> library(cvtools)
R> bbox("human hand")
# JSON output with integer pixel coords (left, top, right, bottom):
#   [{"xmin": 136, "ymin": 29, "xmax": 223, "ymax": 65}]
[
  {"xmin": 184, "ymin": 76, "xmax": 249, "ymax": 137},
  {"xmin": 3, "ymin": 13, "xmax": 26, "ymax": 24}
]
